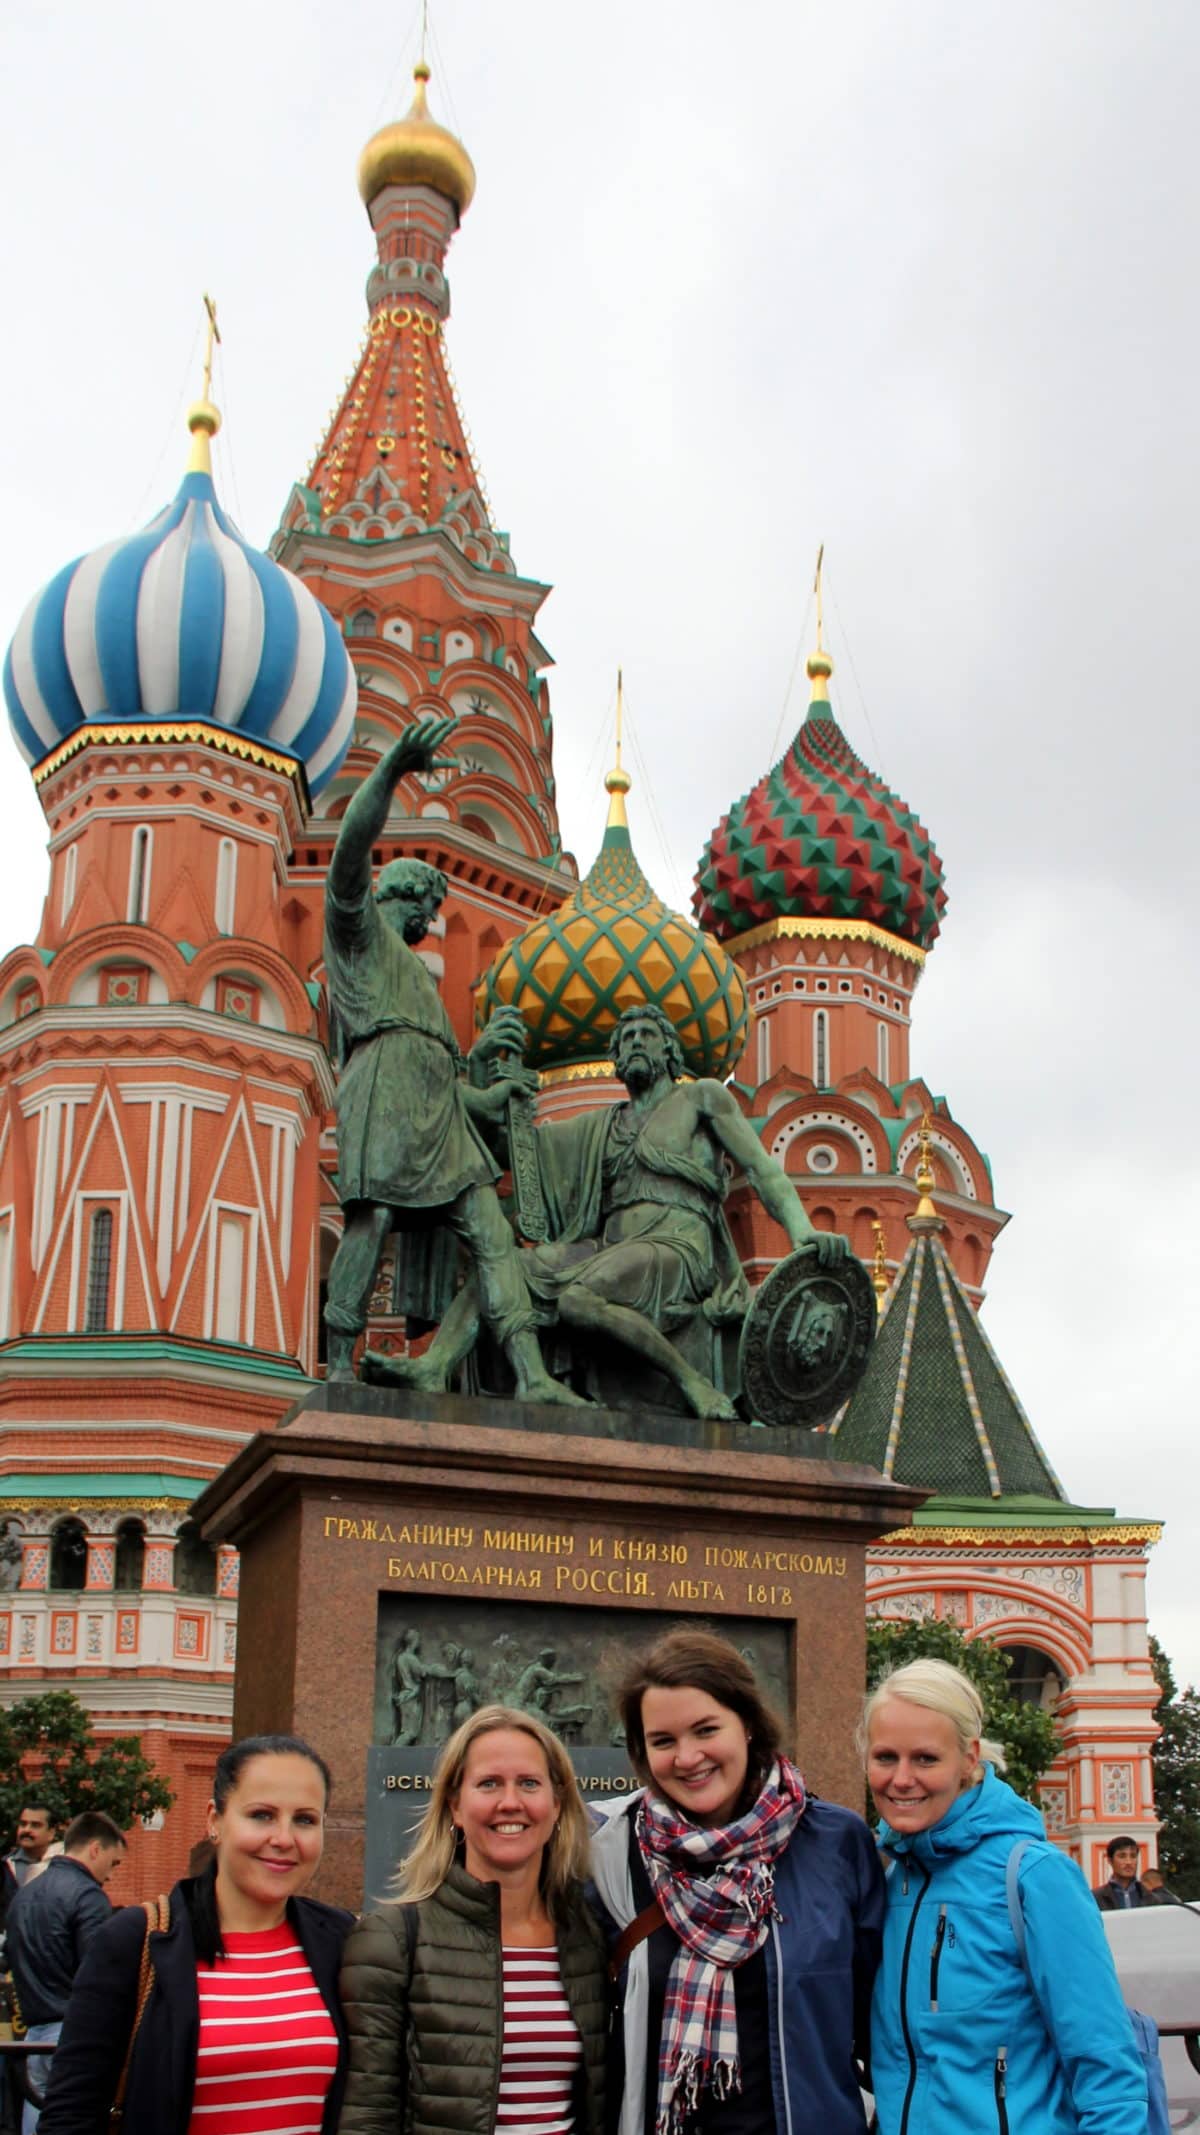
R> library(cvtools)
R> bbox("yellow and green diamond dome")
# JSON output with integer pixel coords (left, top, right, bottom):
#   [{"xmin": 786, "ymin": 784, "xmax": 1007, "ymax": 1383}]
[{"xmin": 477, "ymin": 765, "xmax": 748, "ymax": 1078}]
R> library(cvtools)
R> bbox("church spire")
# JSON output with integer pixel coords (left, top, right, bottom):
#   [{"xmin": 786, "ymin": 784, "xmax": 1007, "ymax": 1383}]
[
  {"xmin": 909, "ymin": 1112, "xmax": 944, "ymax": 1234},
  {"xmin": 186, "ymin": 294, "xmax": 222, "ymax": 477},
  {"xmin": 300, "ymin": 60, "xmax": 491, "ymax": 538},
  {"xmin": 604, "ymin": 669, "xmax": 632, "ymax": 832},
  {"xmin": 806, "ymin": 542, "xmax": 834, "ymax": 708}
]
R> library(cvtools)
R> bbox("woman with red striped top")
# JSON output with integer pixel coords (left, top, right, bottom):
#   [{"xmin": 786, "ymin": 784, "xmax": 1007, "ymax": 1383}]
[
  {"xmin": 339, "ymin": 1703, "xmax": 607, "ymax": 2135},
  {"xmin": 37, "ymin": 1734, "xmax": 353, "ymax": 2135}
]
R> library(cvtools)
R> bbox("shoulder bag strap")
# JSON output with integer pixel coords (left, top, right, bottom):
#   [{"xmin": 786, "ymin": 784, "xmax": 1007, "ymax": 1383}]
[
  {"xmin": 608, "ymin": 1899, "xmax": 665, "ymax": 1983},
  {"xmin": 1005, "ymin": 1839, "xmax": 1031, "ymax": 1969},
  {"xmin": 109, "ymin": 1893, "xmax": 170, "ymax": 2127}
]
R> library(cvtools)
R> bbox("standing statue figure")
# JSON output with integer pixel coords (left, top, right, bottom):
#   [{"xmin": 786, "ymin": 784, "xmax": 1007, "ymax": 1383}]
[
  {"xmin": 389, "ymin": 1627, "xmax": 453, "ymax": 1747},
  {"xmin": 369, "ymin": 1001, "xmax": 849, "ymax": 1419},
  {"xmin": 450, "ymin": 1646, "xmax": 485, "ymax": 1726},
  {"xmin": 322, "ymin": 714, "xmax": 583, "ymax": 1406}
]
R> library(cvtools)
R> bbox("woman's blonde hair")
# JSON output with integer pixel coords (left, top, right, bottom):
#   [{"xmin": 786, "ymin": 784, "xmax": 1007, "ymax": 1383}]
[
  {"xmin": 395, "ymin": 1703, "xmax": 591, "ymax": 1920},
  {"xmin": 861, "ymin": 1658, "xmax": 1007, "ymax": 1779}
]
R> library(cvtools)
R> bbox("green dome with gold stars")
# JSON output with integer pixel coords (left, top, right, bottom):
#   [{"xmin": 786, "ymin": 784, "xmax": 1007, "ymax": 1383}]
[{"xmin": 476, "ymin": 757, "xmax": 749, "ymax": 1078}]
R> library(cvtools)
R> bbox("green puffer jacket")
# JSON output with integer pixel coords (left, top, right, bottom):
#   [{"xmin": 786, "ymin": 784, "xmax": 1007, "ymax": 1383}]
[{"xmin": 338, "ymin": 1860, "xmax": 607, "ymax": 2135}]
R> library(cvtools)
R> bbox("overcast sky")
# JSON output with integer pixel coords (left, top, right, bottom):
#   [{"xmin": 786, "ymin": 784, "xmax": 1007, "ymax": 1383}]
[{"xmin": 2, "ymin": 1, "xmax": 1197, "ymax": 1684}]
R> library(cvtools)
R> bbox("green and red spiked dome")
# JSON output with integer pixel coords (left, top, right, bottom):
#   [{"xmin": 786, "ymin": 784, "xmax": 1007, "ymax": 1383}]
[{"xmin": 693, "ymin": 652, "xmax": 947, "ymax": 952}]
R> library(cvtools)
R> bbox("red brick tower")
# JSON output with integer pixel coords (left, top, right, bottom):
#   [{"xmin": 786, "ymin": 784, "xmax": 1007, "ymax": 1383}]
[
  {"xmin": 271, "ymin": 61, "xmax": 577, "ymax": 1056},
  {"xmin": 0, "ymin": 357, "xmax": 355, "ymax": 1894}
]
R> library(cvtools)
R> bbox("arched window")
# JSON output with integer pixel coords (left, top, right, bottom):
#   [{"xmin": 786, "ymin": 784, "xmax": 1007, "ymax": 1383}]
[
  {"xmin": 813, "ymin": 1009, "xmax": 829, "ymax": 1089},
  {"xmin": 877, "ymin": 1021, "xmax": 890, "ymax": 1084},
  {"xmin": 113, "ymin": 1518, "xmax": 145, "ymax": 1591},
  {"xmin": 0, "ymin": 1211, "xmax": 12, "ymax": 1342},
  {"xmin": 60, "ymin": 842, "xmax": 78, "ymax": 923},
  {"xmin": 84, "ymin": 1208, "xmax": 113, "ymax": 1332},
  {"xmin": 214, "ymin": 838, "xmax": 237, "ymax": 936},
  {"xmin": 757, "ymin": 1014, "xmax": 771, "ymax": 1085},
  {"xmin": 175, "ymin": 1519, "xmax": 217, "ymax": 1596},
  {"xmin": 49, "ymin": 1516, "xmax": 88, "ymax": 1591},
  {"xmin": 0, "ymin": 1519, "xmax": 22, "ymax": 1593},
  {"xmin": 127, "ymin": 826, "xmax": 152, "ymax": 924},
  {"xmin": 1003, "ymin": 1643, "xmax": 1066, "ymax": 1711}
]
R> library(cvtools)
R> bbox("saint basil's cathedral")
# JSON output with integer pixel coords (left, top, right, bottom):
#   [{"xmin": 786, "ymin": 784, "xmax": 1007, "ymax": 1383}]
[{"xmin": 0, "ymin": 67, "xmax": 1161, "ymax": 1896}]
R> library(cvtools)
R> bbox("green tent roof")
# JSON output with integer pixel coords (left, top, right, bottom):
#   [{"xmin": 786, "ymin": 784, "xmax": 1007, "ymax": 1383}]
[{"xmin": 827, "ymin": 1227, "xmax": 1065, "ymax": 1501}]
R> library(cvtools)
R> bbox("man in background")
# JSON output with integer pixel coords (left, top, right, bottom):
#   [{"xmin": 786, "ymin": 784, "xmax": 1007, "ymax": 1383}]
[
  {"xmin": 1140, "ymin": 1866, "xmax": 1183, "ymax": 1905},
  {"xmin": 6, "ymin": 1812, "xmax": 125, "ymax": 2133},
  {"xmin": 0, "ymin": 1810, "xmax": 56, "ymax": 1932},
  {"xmin": 1094, "ymin": 1834, "xmax": 1155, "ymax": 1909}
]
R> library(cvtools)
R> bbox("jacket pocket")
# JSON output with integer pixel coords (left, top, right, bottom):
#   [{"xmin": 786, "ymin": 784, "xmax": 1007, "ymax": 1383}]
[{"xmin": 928, "ymin": 1905, "xmax": 948, "ymax": 2010}]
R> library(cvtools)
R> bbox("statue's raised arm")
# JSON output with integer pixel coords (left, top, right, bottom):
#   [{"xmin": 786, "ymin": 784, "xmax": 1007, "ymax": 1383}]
[
  {"xmin": 321, "ymin": 712, "xmax": 587, "ymax": 1408},
  {"xmin": 327, "ymin": 714, "xmax": 458, "ymax": 910}
]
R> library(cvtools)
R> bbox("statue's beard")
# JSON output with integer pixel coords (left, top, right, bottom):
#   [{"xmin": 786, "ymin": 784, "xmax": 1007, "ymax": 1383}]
[{"xmin": 620, "ymin": 1052, "xmax": 658, "ymax": 1091}]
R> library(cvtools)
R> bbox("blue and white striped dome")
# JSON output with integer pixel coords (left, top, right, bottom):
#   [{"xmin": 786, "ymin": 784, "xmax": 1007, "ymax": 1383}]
[{"xmin": 3, "ymin": 468, "xmax": 355, "ymax": 797}]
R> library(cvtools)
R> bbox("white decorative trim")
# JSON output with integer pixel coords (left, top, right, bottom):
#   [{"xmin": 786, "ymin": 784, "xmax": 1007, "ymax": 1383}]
[
  {"xmin": 34, "ymin": 1092, "xmax": 155, "ymax": 1333},
  {"xmin": 770, "ymin": 1109, "xmax": 878, "ymax": 1169},
  {"xmin": 0, "ymin": 1020, "xmax": 336, "ymax": 1106}
]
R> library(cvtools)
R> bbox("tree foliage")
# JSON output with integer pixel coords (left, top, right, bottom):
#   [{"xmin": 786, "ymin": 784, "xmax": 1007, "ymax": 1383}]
[
  {"xmin": 866, "ymin": 1618, "xmax": 1061, "ymax": 1804},
  {"xmin": 1149, "ymin": 1637, "xmax": 1200, "ymax": 1901},
  {"xmin": 0, "ymin": 1691, "xmax": 173, "ymax": 1847}
]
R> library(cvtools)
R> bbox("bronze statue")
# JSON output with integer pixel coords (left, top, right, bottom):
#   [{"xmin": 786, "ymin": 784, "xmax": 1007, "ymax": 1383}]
[
  {"xmin": 322, "ymin": 716, "xmax": 584, "ymax": 1405},
  {"xmin": 368, "ymin": 1001, "xmax": 851, "ymax": 1419}
]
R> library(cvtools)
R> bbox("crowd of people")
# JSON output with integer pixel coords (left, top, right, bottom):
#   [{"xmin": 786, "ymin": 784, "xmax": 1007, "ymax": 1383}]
[{"xmin": 0, "ymin": 1630, "xmax": 1170, "ymax": 2134}]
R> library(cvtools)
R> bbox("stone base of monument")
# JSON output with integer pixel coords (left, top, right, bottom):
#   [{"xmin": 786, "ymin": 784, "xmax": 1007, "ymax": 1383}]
[{"xmin": 194, "ymin": 1384, "xmax": 925, "ymax": 1910}]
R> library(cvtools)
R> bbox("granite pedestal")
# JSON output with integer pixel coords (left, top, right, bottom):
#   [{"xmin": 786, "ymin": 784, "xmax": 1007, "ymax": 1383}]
[{"xmin": 194, "ymin": 1384, "xmax": 925, "ymax": 1908}]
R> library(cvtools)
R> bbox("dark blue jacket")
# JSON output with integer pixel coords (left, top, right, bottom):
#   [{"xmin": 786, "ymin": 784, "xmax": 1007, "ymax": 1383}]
[
  {"xmin": 37, "ymin": 1874, "xmax": 353, "ymax": 2135},
  {"xmin": 871, "ymin": 1766, "xmax": 1147, "ymax": 2135},
  {"xmin": 590, "ymin": 1789, "xmax": 883, "ymax": 2135},
  {"xmin": 7, "ymin": 1856, "xmax": 113, "ymax": 2024}
]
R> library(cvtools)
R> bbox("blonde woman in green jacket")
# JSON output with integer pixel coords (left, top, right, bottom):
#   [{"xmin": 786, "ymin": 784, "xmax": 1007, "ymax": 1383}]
[{"xmin": 339, "ymin": 1703, "xmax": 606, "ymax": 2135}]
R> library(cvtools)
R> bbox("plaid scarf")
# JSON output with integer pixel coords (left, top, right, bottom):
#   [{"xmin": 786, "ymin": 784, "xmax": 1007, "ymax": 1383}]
[{"xmin": 636, "ymin": 1758, "xmax": 806, "ymax": 2133}]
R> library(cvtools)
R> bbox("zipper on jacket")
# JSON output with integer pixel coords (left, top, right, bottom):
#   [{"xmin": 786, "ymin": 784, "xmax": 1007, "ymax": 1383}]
[
  {"xmin": 928, "ymin": 1905, "xmax": 948, "ymax": 2011},
  {"xmin": 897, "ymin": 1860, "xmax": 931, "ymax": 2135},
  {"xmin": 769, "ymin": 1917, "xmax": 795, "ymax": 2135},
  {"xmin": 993, "ymin": 2046, "xmax": 1009, "ymax": 2135}
]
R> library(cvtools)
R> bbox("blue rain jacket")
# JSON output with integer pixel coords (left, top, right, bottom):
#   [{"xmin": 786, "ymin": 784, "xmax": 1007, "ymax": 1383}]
[{"xmin": 871, "ymin": 1765, "xmax": 1148, "ymax": 2135}]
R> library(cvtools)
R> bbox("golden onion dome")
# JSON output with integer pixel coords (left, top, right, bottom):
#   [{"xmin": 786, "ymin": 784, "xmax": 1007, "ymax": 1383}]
[
  {"xmin": 358, "ymin": 62, "xmax": 477, "ymax": 215},
  {"xmin": 476, "ymin": 757, "xmax": 749, "ymax": 1081}
]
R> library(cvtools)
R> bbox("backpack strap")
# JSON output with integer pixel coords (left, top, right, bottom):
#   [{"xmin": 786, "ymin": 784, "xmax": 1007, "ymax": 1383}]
[{"xmin": 1005, "ymin": 1839, "xmax": 1031, "ymax": 1969}]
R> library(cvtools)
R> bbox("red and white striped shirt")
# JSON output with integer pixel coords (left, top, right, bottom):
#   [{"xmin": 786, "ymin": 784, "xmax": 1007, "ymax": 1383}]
[
  {"xmin": 495, "ymin": 1944, "xmax": 583, "ymax": 2133},
  {"xmin": 187, "ymin": 1923, "xmax": 338, "ymax": 2135}
]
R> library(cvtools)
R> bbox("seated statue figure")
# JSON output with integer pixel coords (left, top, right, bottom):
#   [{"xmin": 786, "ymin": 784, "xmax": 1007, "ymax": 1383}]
[{"xmin": 366, "ymin": 1001, "xmax": 849, "ymax": 1420}]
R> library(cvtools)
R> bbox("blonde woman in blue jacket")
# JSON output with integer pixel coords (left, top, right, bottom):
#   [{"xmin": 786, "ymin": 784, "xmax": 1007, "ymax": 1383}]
[{"xmin": 864, "ymin": 1659, "xmax": 1147, "ymax": 2135}]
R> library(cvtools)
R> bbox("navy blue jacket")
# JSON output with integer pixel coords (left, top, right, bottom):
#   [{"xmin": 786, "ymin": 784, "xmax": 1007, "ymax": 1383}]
[
  {"xmin": 590, "ymin": 1790, "xmax": 884, "ymax": 2135},
  {"xmin": 37, "ymin": 1875, "xmax": 353, "ymax": 2135},
  {"xmin": 7, "ymin": 1855, "xmax": 113, "ymax": 2024}
]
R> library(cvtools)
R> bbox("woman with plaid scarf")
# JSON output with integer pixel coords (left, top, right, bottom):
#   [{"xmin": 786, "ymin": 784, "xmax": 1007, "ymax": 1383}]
[{"xmin": 590, "ymin": 1629, "xmax": 883, "ymax": 2135}]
